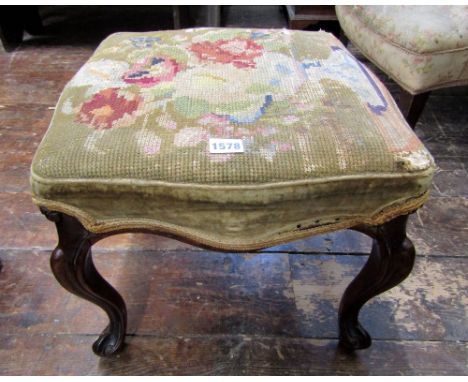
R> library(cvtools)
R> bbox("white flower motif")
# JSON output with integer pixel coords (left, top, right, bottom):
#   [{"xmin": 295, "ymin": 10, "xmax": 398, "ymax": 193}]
[
  {"xmin": 61, "ymin": 98, "xmax": 75, "ymax": 115},
  {"xmin": 135, "ymin": 129, "xmax": 162, "ymax": 155},
  {"xmin": 68, "ymin": 59, "xmax": 130, "ymax": 96},
  {"xmin": 174, "ymin": 127, "xmax": 207, "ymax": 147}
]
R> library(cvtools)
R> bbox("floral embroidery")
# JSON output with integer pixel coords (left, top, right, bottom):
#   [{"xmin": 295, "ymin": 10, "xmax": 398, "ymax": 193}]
[
  {"xmin": 160, "ymin": 118, "xmax": 177, "ymax": 130},
  {"xmin": 250, "ymin": 31, "xmax": 270, "ymax": 40},
  {"xmin": 272, "ymin": 141, "xmax": 293, "ymax": 152},
  {"xmin": 190, "ymin": 37, "xmax": 263, "ymax": 69},
  {"xmin": 282, "ymin": 115, "xmax": 300, "ymax": 125},
  {"xmin": 198, "ymin": 114, "xmax": 228, "ymax": 126},
  {"xmin": 135, "ymin": 129, "xmax": 162, "ymax": 155},
  {"xmin": 130, "ymin": 36, "xmax": 161, "ymax": 48},
  {"xmin": 61, "ymin": 98, "xmax": 75, "ymax": 115},
  {"xmin": 174, "ymin": 127, "xmax": 207, "ymax": 147},
  {"xmin": 123, "ymin": 57, "xmax": 181, "ymax": 87},
  {"xmin": 302, "ymin": 46, "xmax": 388, "ymax": 115},
  {"xmin": 172, "ymin": 52, "xmax": 304, "ymax": 124},
  {"xmin": 257, "ymin": 126, "xmax": 278, "ymax": 137},
  {"xmin": 76, "ymin": 88, "xmax": 142, "ymax": 129},
  {"xmin": 68, "ymin": 59, "xmax": 129, "ymax": 96},
  {"xmin": 64, "ymin": 28, "xmax": 416, "ymax": 169}
]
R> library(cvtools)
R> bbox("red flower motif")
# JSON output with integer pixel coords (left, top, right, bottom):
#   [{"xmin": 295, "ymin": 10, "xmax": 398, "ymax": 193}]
[
  {"xmin": 123, "ymin": 56, "xmax": 180, "ymax": 87},
  {"xmin": 76, "ymin": 88, "xmax": 142, "ymax": 129},
  {"xmin": 190, "ymin": 37, "xmax": 263, "ymax": 69}
]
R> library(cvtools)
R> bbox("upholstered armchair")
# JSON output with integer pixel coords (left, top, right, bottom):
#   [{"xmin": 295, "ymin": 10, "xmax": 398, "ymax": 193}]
[{"xmin": 336, "ymin": 5, "xmax": 468, "ymax": 127}]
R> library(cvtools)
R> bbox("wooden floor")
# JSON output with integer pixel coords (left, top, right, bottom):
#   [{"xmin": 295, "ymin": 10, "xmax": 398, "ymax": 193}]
[{"xmin": 0, "ymin": 6, "xmax": 467, "ymax": 376}]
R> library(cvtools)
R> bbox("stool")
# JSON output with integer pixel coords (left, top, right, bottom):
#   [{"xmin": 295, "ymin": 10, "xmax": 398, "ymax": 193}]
[
  {"xmin": 336, "ymin": 5, "xmax": 468, "ymax": 127},
  {"xmin": 30, "ymin": 28, "xmax": 436, "ymax": 356}
]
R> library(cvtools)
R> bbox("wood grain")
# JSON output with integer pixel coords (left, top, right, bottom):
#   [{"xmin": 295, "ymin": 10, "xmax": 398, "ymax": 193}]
[
  {"xmin": 0, "ymin": 334, "xmax": 466, "ymax": 375},
  {"xmin": 0, "ymin": 4, "xmax": 467, "ymax": 375},
  {"xmin": 1, "ymin": 249, "xmax": 466, "ymax": 342}
]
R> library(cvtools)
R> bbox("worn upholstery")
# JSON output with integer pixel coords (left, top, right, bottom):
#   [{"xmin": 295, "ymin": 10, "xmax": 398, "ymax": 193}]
[
  {"xmin": 31, "ymin": 28, "xmax": 435, "ymax": 250},
  {"xmin": 336, "ymin": 5, "xmax": 468, "ymax": 94}
]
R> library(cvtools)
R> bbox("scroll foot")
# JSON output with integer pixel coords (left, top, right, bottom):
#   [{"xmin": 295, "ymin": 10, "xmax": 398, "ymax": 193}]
[
  {"xmin": 339, "ymin": 214, "xmax": 415, "ymax": 350},
  {"xmin": 42, "ymin": 208, "xmax": 127, "ymax": 356}
]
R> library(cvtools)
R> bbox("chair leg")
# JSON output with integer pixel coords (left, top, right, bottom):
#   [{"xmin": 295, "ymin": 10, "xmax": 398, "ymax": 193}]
[
  {"xmin": 339, "ymin": 27, "xmax": 349, "ymax": 47},
  {"xmin": 41, "ymin": 208, "xmax": 127, "ymax": 356},
  {"xmin": 0, "ymin": 10, "xmax": 24, "ymax": 52},
  {"xmin": 339, "ymin": 214, "xmax": 415, "ymax": 350},
  {"xmin": 23, "ymin": 6, "xmax": 43, "ymax": 35},
  {"xmin": 398, "ymin": 90, "xmax": 430, "ymax": 128}
]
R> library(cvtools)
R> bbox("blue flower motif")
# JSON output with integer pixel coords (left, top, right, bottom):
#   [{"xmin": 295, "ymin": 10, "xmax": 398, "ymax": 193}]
[
  {"xmin": 275, "ymin": 63, "xmax": 293, "ymax": 75},
  {"xmin": 250, "ymin": 31, "xmax": 269, "ymax": 40},
  {"xmin": 270, "ymin": 79, "xmax": 281, "ymax": 86},
  {"xmin": 223, "ymin": 95, "xmax": 273, "ymax": 124},
  {"xmin": 302, "ymin": 61, "xmax": 321, "ymax": 69},
  {"xmin": 130, "ymin": 36, "xmax": 162, "ymax": 48}
]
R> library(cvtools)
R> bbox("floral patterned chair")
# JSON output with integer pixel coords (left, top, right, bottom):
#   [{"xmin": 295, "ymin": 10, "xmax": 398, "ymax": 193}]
[
  {"xmin": 31, "ymin": 28, "xmax": 436, "ymax": 356},
  {"xmin": 336, "ymin": 5, "xmax": 468, "ymax": 127}
]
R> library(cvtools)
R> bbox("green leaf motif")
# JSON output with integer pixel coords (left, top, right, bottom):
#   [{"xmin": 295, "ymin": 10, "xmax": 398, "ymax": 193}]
[{"xmin": 174, "ymin": 96, "xmax": 210, "ymax": 119}]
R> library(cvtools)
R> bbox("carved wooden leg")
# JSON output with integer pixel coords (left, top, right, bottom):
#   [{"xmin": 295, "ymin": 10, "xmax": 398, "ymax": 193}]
[
  {"xmin": 41, "ymin": 208, "xmax": 127, "ymax": 356},
  {"xmin": 397, "ymin": 90, "xmax": 431, "ymax": 128},
  {"xmin": 23, "ymin": 6, "xmax": 43, "ymax": 35},
  {"xmin": 339, "ymin": 214, "xmax": 415, "ymax": 350}
]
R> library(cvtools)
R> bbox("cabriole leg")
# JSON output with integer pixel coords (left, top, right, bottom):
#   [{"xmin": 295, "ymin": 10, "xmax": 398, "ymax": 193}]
[
  {"xmin": 41, "ymin": 208, "xmax": 127, "ymax": 356},
  {"xmin": 398, "ymin": 90, "xmax": 430, "ymax": 128},
  {"xmin": 339, "ymin": 214, "xmax": 415, "ymax": 350}
]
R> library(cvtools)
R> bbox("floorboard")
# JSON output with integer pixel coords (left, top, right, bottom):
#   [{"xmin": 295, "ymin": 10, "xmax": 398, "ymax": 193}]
[
  {"xmin": 0, "ymin": 4, "xmax": 467, "ymax": 375},
  {"xmin": 0, "ymin": 335, "xmax": 466, "ymax": 375}
]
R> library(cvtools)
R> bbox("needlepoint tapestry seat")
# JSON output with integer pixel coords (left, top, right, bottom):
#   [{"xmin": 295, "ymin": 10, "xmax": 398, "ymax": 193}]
[{"xmin": 31, "ymin": 28, "xmax": 434, "ymax": 249}]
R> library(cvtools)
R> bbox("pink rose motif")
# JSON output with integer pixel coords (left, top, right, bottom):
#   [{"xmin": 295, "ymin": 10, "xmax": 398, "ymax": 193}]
[
  {"xmin": 160, "ymin": 119, "xmax": 177, "ymax": 130},
  {"xmin": 190, "ymin": 37, "xmax": 263, "ymax": 69},
  {"xmin": 282, "ymin": 115, "xmax": 300, "ymax": 125},
  {"xmin": 143, "ymin": 141, "xmax": 161, "ymax": 155},
  {"xmin": 199, "ymin": 114, "xmax": 231, "ymax": 136},
  {"xmin": 199, "ymin": 114, "xmax": 229, "ymax": 126},
  {"xmin": 234, "ymin": 127, "xmax": 250, "ymax": 137},
  {"xmin": 212, "ymin": 125, "xmax": 234, "ymax": 137},
  {"xmin": 272, "ymin": 141, "xmax": 293, "ymax": 152},
  {"xmin": 123, "ymin": 56, "xmax": 180, "ymax": 87},
  {"xmin": 257, "ymin": 126, "xmax": 278, "ymax": 136},
  {"xmin": 135, "ymin": 130, "xmax": 162, "ymax": 156}
]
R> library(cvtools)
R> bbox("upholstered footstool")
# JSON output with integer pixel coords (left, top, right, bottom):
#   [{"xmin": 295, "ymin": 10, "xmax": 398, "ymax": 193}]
[
  {"xmin": 31, "ymin": 28, "xmax": 435, "ymax": 356},
  {"xmin": 336, "ymin": 5, "xmax": 468, "ymax": 127}
]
